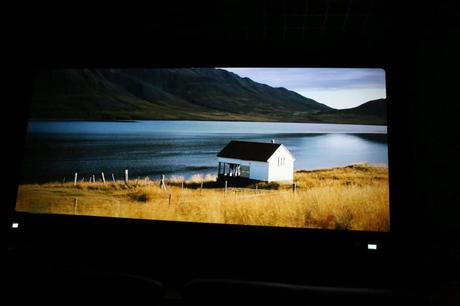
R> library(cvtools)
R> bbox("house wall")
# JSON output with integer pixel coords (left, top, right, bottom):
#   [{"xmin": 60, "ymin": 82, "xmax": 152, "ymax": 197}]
[
  {"xmin": 249, "ymin": 161, "xmax": 269, "ymax": 181},
  {"xmin": 217, "ymin": 157, "xmax": 269, "ymax": 181},
  {"xmin": 267, "ymin": 145, "xmax": 295, "ymax": 182}
]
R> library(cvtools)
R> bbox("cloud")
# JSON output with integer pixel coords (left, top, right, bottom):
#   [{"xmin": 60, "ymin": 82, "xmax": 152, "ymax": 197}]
[
  {"xmin": 221, "ymin": 68, "xmax": 385, "ymax": 90},
  {"xmin": 219, "ymin": 68, "xmax": 387, "ymax": 109}
]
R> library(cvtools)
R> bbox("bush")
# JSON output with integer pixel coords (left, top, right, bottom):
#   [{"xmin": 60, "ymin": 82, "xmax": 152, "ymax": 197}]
[
  {"xmin": 128, "ymin": 190, "xmax": 150, "ymax": 202},
  {"xmin": 335, "ymin": 208, "xmax": 354, "ymax": 230},
  {"xmin": 257, "ymin": 182, "xmax": 280, "ymax": 190}
]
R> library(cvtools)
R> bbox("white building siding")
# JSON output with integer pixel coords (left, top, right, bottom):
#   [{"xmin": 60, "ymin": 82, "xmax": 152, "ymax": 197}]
[
  {"xmin": 267, "ymin": 159, "xmax": 294, "ymax": 182},
  {"xmin": 217, "ymin": 144, "xmax": 294, "ymax": 182},
  {"xmin": 267, "ymin": 145, "xmax": 295, "ymax": 182},
  {"xmin": 249, "ymin": 162, "xmax": 269, "ymax": 181}
]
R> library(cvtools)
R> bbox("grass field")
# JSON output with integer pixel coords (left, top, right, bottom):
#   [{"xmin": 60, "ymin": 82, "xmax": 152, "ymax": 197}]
[{"xmin": 16, "ymin": 164, "xmax": 389, "ymax": 231}]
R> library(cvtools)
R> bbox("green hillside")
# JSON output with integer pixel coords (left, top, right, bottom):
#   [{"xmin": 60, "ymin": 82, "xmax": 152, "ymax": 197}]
[
  {"xmin": 30, "ymin": 69, "xmax": 386, "ymax": 124},
  {"xmin": 314, "ymin": 99, "xmax": 387, "ymax": 125}
]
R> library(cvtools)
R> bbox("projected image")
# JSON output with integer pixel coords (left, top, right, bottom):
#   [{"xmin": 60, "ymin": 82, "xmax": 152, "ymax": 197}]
[{"xmin": 16, "ymin": 68, "xmax": 389, "ymax": 231}]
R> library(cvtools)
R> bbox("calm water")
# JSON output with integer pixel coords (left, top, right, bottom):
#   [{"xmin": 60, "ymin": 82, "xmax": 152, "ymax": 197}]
[{"xmin": 21, "ymin": 120, "xmax": 388, "ymax": 183}]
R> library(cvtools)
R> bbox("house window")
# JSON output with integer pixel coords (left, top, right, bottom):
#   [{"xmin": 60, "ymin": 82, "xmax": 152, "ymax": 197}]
[
  {"xmin": 277, "ymin": 157, "xmax": 286, "ymax": 166},
  {"xmin": 240, "ymin": 165, "xmax": 250, "ymax": 178}
]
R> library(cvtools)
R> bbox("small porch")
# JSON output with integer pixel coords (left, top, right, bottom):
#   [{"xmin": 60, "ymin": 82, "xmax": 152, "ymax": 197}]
[{"xmin": 217, "ymin": 161, "xmax": 249, "ymax": 179}]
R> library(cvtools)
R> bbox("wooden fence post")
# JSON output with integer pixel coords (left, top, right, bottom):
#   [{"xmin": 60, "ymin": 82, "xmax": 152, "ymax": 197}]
[
  {"xmin": 74, "ymin": 197, "xmax": 78, "ymax": 214},
  {"xmin": 124, "ymin": 169, "xmax": 129, "ymax": 184},
  {"xmin": 101, "ymin": 172, "xmax": 106, "ymax": 184},
  {"xmin": 292, "ymin": 183, "xmax": 296, "ymax": 193},
  {"xmin": 160, "ymin": 174, "xmax": 167, "ymax": 191},
  {"xmin": 168, "ymin": 193, "xmax": 172, "ymax": 207},
  {"xmin": 74, "ymin": 173, "xmax": 78, "ymax": 186}
]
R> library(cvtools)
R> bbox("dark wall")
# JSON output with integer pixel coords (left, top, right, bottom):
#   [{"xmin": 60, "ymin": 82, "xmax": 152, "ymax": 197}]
[{"xmin": 5, "ymin": 1, "xmax": 460, "ymax": 302}]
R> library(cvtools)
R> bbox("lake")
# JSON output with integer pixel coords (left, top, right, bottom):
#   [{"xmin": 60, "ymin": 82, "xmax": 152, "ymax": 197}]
[{"xmin": 21, "ymin": 120, "xmax": 388, "ymax": 183}]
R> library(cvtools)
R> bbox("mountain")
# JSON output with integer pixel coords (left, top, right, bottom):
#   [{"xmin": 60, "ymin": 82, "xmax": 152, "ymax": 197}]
[
  {"xmin": 313, "ymin": 99, "xmax": 387, "ymax": 125},
  {"xmin": 337, "ymin": 98, "xmax": 387, "ymax": 116},
  {"xmin": 30, "ymin": 68, "xmax": 331, "ymax": 122},
  {"xmin": 29, "ymin": 68, "xmax": 386, "ymax": 124}
]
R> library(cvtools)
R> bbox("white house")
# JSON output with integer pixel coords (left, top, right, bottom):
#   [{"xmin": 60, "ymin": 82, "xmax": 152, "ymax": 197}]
[{"xmin": 216, "ymin": 140, "xmax": 295, "ymax": 183}]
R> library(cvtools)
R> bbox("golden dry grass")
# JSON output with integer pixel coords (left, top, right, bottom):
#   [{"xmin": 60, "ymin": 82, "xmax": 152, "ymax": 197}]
[{"xmin": 16, "ymin": 164, "xmax": 389, "ymax": 231}]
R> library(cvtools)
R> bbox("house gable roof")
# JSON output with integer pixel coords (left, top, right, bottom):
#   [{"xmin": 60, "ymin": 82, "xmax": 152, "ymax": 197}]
[
  {"xmin": 267, "ymin": 145, "xmax": 296, "ymax": 162},
  {"xmin": 217, "ymin": 140, "xmax": 282, "ymax": 162}
]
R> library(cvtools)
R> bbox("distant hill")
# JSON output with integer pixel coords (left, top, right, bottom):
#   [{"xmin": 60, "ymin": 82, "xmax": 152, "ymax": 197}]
[
  {"xmin": 30, "ymin": 68, "xmax": 386, "ymax": 124},
  {"xmin": 313, "ymin": 99, "xmax": 387, "ymax": 125},
  {"xmin": 338, "ymin": 98, "xmax": 387, "ymax": 116}
]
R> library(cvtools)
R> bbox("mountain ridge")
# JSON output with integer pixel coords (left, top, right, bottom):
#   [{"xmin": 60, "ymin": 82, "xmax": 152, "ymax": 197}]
[
  {"xmin": 30, "ymin": 68, "xmax": 386, "ymax": 124},
  {"xmin": 314, "ymin": 99, "xmax": 387, "ymax": 125}
]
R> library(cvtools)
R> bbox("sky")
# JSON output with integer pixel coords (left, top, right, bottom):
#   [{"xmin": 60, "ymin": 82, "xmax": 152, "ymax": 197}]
[{"xmin": 220, "ymin": 68, "xmax": 386, "ymax": 109}]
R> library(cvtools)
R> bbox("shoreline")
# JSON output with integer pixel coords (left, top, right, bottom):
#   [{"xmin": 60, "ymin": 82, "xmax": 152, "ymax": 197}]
[
  {"xmin": 19, "ymin": 164, "xmax": 389, "ymax": 186},
  {"xmin": 28, "ymin": 118, "xmax": 387, "ymax": 127}
]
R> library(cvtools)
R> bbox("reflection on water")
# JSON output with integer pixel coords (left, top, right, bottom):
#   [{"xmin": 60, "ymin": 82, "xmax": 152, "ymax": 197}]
[
  {"xmin": 351, "ymin": 133, "xmax": 388, "ymax": 144},
  {"xmin": 21, "ymin": 121, "xmax": 388, "ymax": 183},
  {"xmin": 27, "ymin": 120, "xmax": 387, "ymax": 135}
]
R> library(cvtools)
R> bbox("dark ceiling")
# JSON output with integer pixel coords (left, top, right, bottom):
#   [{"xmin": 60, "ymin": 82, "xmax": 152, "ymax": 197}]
[{"xmin": 13, "ymin": 0, "xmax": 458, "ymax": 67}]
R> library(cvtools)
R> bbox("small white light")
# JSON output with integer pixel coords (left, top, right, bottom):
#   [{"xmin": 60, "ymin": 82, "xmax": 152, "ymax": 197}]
[
  {"xmin": 12, "ymin": 222, "xmax": 19, "ymax": 229},
  {"xmin": 368, "ymin": 243, "xmax": 377, "ymax": 250}
]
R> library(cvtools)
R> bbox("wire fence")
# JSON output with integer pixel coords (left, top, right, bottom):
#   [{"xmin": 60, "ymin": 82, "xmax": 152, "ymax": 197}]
[
  {"xmin": 31, "ymin": 169, "xmax": 299, "ymax": 216},
  {"xmin": 49, "ymin": 186, "xmax": 298, "ymax": 216}
]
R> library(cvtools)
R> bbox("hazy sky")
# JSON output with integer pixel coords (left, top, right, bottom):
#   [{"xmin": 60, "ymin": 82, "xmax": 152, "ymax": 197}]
[{"xmin": 220, "ymin": 68, "xmax": 386, "ymax": 109}]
